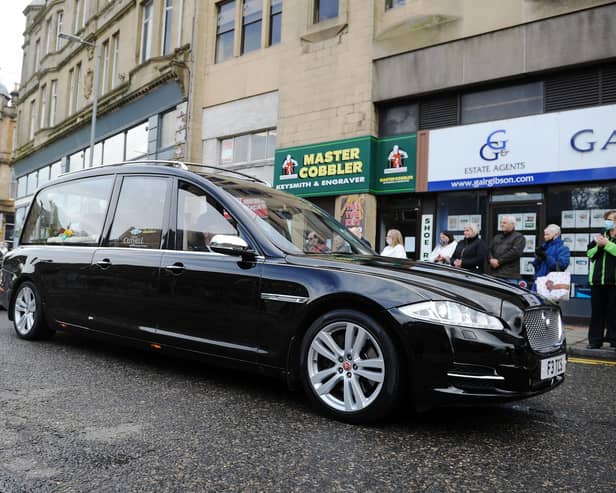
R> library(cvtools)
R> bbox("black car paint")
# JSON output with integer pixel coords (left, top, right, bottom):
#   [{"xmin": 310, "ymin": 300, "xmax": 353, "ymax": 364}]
[{"xmin": 0, "ymin": 164, "xmax": 565, "ymax": 413}]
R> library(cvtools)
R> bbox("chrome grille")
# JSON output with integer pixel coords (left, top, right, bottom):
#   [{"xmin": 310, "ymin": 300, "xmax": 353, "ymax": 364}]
[{"xmin": 523, "ymin": 309, "xmax": 563, "ymax": 353}]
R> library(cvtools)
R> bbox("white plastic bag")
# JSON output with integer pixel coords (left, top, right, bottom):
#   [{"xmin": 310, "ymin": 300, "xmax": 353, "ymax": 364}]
[{"xmin": 536, "ymin": 271, "xmax": 571, "ymax": 302}]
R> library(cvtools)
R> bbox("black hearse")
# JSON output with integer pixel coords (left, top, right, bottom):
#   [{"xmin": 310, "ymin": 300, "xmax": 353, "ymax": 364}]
[{"xmin": 0, "ymin": 162, "xmax": 566, "ymax": 423}]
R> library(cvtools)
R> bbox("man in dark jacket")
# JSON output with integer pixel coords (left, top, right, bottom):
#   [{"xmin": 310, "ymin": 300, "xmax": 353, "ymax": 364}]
[{"xmin": 488, "ymin": 215, "xmax": 525, "ymax": 280}]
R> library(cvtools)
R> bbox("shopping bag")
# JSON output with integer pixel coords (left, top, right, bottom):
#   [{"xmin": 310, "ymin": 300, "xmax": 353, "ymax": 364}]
[{"xmin": 536, "ymin": 271, "xmax": 571, "ymax": 302}]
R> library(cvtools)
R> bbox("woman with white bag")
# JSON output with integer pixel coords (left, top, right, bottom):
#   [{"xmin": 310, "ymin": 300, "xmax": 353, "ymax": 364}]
[{"xmin": 532, "ymin": 224, "xmax": 571, "ymax": 300}]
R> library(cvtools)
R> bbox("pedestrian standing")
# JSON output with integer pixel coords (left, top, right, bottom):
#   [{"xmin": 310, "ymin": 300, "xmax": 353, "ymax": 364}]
[
  {"xmin": 427, "ymin": 231, "xmax": 457, "ymax": 264},
  {"xmin": 451, "ymin": 224, "xmax": 487, "ymax": 272},
  {"xmin": 380, "ymin": 229, "xmax": 407, "ymax": 259},
  {"xmin": 586, "ymin": 209, "xmax": 616, "ymax": 349},
  {"xmin": 532, "ymin": 224, "xmax": 570, "ymax": 286},
  {"xmin": 487, "ymin": 215, "xmax": 525, "ymax": 283}
]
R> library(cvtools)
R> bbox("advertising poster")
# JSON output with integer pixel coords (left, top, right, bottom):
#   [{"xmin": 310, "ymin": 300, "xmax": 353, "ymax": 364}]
[
  {"xmin": 520, "ymin": 257, "xmax": 535, "ymax": 275},
  {"xmin": 591, "ymin": 209, "xmax": 608, "ymax": 228},
  {"xmin": 524, "ymin": 235, "xmax": 536, "ymax": 253},
  {"xmin": 574, "ymin": 233, "xmax": 590, "ymax": 252},
  {"xmin": 575, "ymin": 210, "xmax": 590, "ymax": 228},
  {"xmin": 372, "ymin": 134, "xmax": 417, "ymax": 194},
  {"xmin": 561, "ymin": 211, "xmax": 576, "ymax": 228}
]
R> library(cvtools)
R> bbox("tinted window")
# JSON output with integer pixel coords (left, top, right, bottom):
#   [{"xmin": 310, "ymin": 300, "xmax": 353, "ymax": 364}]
[
  {"xmin": 107, "ymin": 176, "xmax": 169, "ymax": 249},
  {"xmin": 176, "ymin": 181, "xmax": 237, "ymax": 251},
  {"xmin": 21, "ymin": 176, "xmax": 114, "ymax": 245},
  {"xmin": 461, "ymin": 82, "xmax": 543, "ymax": 124}
]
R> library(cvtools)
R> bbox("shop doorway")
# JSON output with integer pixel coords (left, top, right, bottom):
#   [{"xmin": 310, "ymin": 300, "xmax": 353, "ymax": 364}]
[
  {"xmin": 489, "ymin": 197, "xmax": 544, "ymax": 287},
  {"xmin": 379, "ymin": 196, "xmax": 420, "ymax": 259}
]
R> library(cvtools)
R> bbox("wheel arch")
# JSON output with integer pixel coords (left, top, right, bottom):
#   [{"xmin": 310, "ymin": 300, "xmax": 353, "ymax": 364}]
[{"xmin": 285, "ymin": 293, "xmax": 411, "ymax": 385}]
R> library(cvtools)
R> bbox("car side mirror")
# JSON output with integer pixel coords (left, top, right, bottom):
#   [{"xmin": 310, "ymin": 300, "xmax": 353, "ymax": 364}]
[{"xmin": 209, "ymin": 234, "xmax": 256, "ymax": 258}]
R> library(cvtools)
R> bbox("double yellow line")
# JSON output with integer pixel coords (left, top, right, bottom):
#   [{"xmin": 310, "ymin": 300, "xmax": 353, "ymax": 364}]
[{"xmin": 568, "ymin": 357, "xmax": 616, "ymax": 366}]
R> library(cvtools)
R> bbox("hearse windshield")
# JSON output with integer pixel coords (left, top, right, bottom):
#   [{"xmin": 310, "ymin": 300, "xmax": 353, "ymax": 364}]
[{"xmin": 208, "ymin": 176, "xmax": 374, "ymax": 256}]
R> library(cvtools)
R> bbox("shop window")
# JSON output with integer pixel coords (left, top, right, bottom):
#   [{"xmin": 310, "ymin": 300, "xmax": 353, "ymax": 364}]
[
  {"xmin": 103, "ymin": 132, "xmax": 125, "ymax": 164},
  {"xmin": 69, "ymin": 150, "xmax": 85, "ymax": 172},
  {"xmin": 216, "ymin": 0, "xmax": 236, "ymax": 63},
  {"xmin": 159, "ymin": 110, "xmax": 176, "ymax": 150},
  {"xmin": 50, "ymin": 161, "xmax": 62, "ymax": 180},
  {"xmin": 38, "ymin": 166, "xmax": 51, "ymax": 187},
  {"xmin": 314, "ymin": 0, "xmax": 339, "ymax": 23},
  {"xmin": 379, "ymin": 103, "xmax": 418, "ymax": 137},
  {"xmin": 126, "ymin": 122, "xmax": 149, "ymax": 160},
  {"xmin": 436, "ymin": 191, "xmax": 488, "ymax": 243},
  {"xmin": 17, "ymin": 176, "xmax": 27, "ymax": 198},
  {"xmin": 107, "ymin": 176, "xmax": 169, "ymax": 249},
  {"xmin": 385, "ymin": 0, "xmax": 405, "ymax": 10},
  {"xmin": 219, "ymin": 129, "xmax": 276, "ymax": 164},
  {"xmin": 269, "ymin": 0, "xmax": 282, "ymax": 46},
  {"xmin": 241, "ymin": 0, "xmax": 262, "ymax": 54},
  {"xmin": 27, "ymin": 171, "xmax": 38, "ymax": 196},
  {"xmin": 461, "ymin": 82, "xmax": 543, "ymax": 125},
  {"xmin": 546, "ymin": 182, "xmax": 616, "ymax": 298}
]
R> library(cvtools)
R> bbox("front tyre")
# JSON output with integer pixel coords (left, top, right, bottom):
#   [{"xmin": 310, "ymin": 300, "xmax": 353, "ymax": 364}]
[
  {"xmin": 300, "ymin": 310, "xmax": 402, "ymax": 424},
  {"xmin": 12, "ymin": 281, "xmax": 53, "ymax": 340}
]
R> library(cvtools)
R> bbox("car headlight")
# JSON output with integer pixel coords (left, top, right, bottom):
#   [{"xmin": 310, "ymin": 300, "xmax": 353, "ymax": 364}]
[{"xmin": 399, "ymin": 301, "xmax": 504, "ymax": 331}]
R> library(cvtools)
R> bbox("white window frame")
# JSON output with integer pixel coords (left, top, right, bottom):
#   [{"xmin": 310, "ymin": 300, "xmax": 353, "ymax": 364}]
[
  {"xmin": 111, "ymin": 32, "xmax": 120, "ymax": 89},
  {"xmin": 49, "ymin": 80, "xmax": 58, "ymax": 127},
  {"xmin": 161, "ymin": 0, "xmax": 173, "ymax": 56},
  {"xmin": 34, "ymin": 39, "xmax": 41, "ymax": 73},
  {"xmin": 101, "ymin": 40, "xmax": 110, "ymax": 94},
  {"xmin": 56, "ymin": 11, "xmax": 64, "ymax": 50},
  {"xmin": 141, "ymin": 0, "xmax": 153, "ymax": 62},
  {"xmin": 73, "ymin": 0, "xmax": 81, "ymax": 33},
  {"xmin": 68, "ymin": 68, "xmax": 75, "ymax": 114},
  {"xmin": 45, "ymin": 18, "xmax": 53, "ymax": 55},
  {"xmin": 29, "ymin": 100, "xmax": 37, "ymax": 140},
  {"xmin": 40, "ymin": 85, "xmax": 48, "ymax": 129},
  {"xmin": 75, "ymin": 63, "xmax": 82, "ymax": 110}
]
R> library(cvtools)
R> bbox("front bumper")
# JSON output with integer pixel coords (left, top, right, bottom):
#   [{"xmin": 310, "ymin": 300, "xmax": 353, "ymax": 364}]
[{"xmin": 390, "ymin": 307, "xmax": 566, "ymax": 409}]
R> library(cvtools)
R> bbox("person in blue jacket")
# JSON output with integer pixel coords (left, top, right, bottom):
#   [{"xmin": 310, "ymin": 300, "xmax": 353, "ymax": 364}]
[{"xmin": 532, "ymin": 224, "xmax": 570, "ymax": 288}]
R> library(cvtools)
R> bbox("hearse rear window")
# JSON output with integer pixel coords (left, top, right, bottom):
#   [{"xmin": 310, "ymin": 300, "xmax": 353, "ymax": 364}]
[{"xmin": 21, "ymin": 176, "xmax": 114, "ymax": 245}]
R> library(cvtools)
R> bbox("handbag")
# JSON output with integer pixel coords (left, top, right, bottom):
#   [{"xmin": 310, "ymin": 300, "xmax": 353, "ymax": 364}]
[{"xmin": 536, "ymin": 271, "xmax": 571, "ymax": 302}]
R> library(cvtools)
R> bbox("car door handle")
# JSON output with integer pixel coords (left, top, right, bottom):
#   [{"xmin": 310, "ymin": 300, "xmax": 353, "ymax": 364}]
[
  {"xmin": 164, "ymin": 263, "xmax": 185, "ymax": 274},
  {"xmin": 96, "ymin": 258, "xmax": 112, "ymax": 269}
]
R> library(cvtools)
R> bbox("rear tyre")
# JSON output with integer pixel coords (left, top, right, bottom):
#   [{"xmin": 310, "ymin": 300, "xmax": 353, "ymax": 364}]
[
  {"xmin": 12, "ymin": 281, "xmax": 54, "ymax": 340},
  {"xmin": 299, "ymin": 309, "xmax": 402, "ymax": 424}
]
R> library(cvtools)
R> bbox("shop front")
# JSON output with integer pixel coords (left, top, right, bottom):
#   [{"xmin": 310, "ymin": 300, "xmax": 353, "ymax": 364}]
[
  {"xmin": 424, "ymin": 103, "xmax": 616, "ymax": 317},
  {"xmin": 274, "ymin": 133, "xmax": 418, "ymax": 254}
]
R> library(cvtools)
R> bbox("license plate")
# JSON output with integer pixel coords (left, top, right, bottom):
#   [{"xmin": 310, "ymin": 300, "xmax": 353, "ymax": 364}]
[{"xmin": 540, "ymin": 354, "xmax": 567, "ymax": 379}]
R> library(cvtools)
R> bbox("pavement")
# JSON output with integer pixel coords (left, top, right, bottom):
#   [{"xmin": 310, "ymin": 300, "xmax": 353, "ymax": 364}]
[{"xmin": 564, "ymin": 321, "xmax": 616, "ymax": 361}]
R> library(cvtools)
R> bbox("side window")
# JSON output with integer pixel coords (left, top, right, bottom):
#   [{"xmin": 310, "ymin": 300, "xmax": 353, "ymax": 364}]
[
  {"xmin": 177, "ymin": 181, "xmax": 237, "ymax": 251},
  {"xmin": 21, "ymin": 176, "xmax": 114, "ymax": 245},
  {"xmin": 107, "ymin": 176, "xmax": 169, "ymax": 249}
]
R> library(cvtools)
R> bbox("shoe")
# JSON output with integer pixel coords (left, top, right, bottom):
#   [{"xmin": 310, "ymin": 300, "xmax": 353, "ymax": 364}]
[{"xmin": 586, "ymin": 344, "xmax": 601, "ymax": 349}]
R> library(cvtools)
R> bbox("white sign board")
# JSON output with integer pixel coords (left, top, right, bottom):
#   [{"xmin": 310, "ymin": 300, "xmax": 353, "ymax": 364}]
[{"xmin": 428, "ymin": 104, "xmax": 616, "ymax": 191}]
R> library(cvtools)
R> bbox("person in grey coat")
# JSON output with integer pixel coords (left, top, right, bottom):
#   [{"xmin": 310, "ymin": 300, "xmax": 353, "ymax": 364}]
[{"xmin": 488, "ymin": 215, "xmax": 525, "ymax": 281}]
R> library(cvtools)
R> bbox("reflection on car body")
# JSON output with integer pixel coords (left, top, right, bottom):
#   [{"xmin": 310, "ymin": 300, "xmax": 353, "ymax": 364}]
[{"xmin": 0, "ymin": 161, "xmax": 566, "ymax": 424}]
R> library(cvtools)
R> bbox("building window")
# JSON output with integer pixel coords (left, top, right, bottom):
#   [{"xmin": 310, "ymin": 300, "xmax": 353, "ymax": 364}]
[
  {"xmin": 379, "ymin": 103, "xmax": 418, "ymax": 137},
  {"xmin": 461, "ymin": 82, "xmax": 543, "ymax": 125},
  {"xmin": 45, "ymin": 18, "xmax": 53, "ymax": 55},
  {"xmin": 241, "ymin": 0, "xmax": 262, "ymax": 55},
  {"xmin": 216, "ymin": 0, "xmax": 236, "ymax": 63},
  {"xmin": 37, "ymin": 166, "xmax": 51, "ymax": 187},
  {"xmin": 75, "ymin": 63, "xmax": 82, "ymax": 110},
  {"xmin": 111, "ymin": 32, "xmax": 120, "ymax": 89},
  {"xmin": 219, "ymin": 129, "xmax": 276, "ymax": 164},
  {"xmin": 55, "ymin": 11, "xmax": 64, "ymax": 50},
  {"xmin": 29, "ymin": 100, "xmax": 36, "ymax": 140},
  {"xmin": 49, "ymin": 80, "xmax": 57, "ymax": 126},
  {"xmin": 68, "ymin": 68, "xmax": 75, "ymax": 114},
  {"xmin": 162, "ymin": 0, "xmax": 174, "ymax": 55},
  {"xmin": 385, "ymin": 0, "xmax": 405, "ymax": 10},
  {"xmin": 314, "ymin": 0, "xmax": 338, "ymax": 23},
  {"xmin": 101, "ymin": 40, "xmax": 110, "ymax": 94},
  {"xmin": 269, "ymin": 0, "xmax": 282, "ymax": 46},
  {"xmin": 141, "ymin": 0, "xmax": 153, "ymax": 62},
  {"xmin": 73, "ymin": 0, "xmax": 81, "ymax": 33},
  {"xmin": 50, "ymin": 161, "xmax": 62, "ymax": 180},
  {"xmin": 69, "ymin": 150, "xmax": 85, "ymax": 172},
  {"xmin": 82, "ymin": 0, "xmax": 89, "ymax": 28},
  {"xmin": 40, "ymin": 85, "xmax": 48, "ymax": 129},
  {"xmin": 34, "ymin": 39, "xmax": 41, "ymax": 73}
]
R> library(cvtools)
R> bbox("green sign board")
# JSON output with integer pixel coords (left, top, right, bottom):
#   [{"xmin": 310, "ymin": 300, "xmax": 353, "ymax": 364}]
[
  {"xmin": 371, "ymin": 134, "xmax": 417, "ymax": 194},
  {"xmin": 273, "ymin": 134, "xmax": 416, "ymax": 197}
]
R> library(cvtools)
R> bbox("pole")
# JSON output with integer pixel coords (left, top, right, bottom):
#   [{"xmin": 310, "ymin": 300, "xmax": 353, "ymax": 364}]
[{"xmin": 89, "ymin": 43, "xmax": 101, "ymax": 167}]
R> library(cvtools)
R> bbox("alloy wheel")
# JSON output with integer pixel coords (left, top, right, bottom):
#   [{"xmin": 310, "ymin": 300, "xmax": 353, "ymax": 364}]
[
  {"xmin": 307, "ymin": 321, "xmax": 385, "ymax": 412},
  {"xmin": 14, "ymin": 286, "xmax": 37, "ymax": 336}
]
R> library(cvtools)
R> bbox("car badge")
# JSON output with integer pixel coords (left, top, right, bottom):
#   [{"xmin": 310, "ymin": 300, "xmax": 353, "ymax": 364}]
[{"xmin": 130, "ymin": 228, "xmax": 142, "ymax": 235}]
